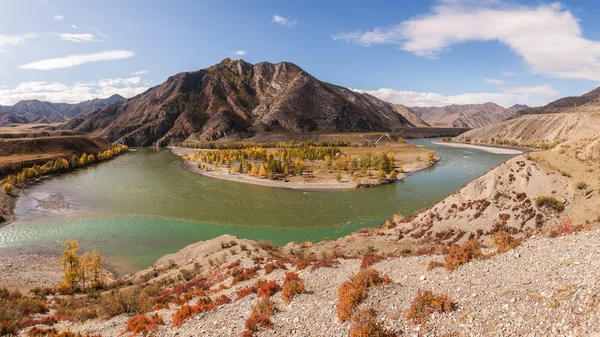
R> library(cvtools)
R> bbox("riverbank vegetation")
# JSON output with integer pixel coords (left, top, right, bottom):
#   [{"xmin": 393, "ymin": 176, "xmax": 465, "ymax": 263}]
[
  {"xmin": 180, "ymin": 140, "xmax": 437, "ymax": 187},
  {"xmin": 1, "ymin": 144, "xmax": 128, "ymax": 192}
]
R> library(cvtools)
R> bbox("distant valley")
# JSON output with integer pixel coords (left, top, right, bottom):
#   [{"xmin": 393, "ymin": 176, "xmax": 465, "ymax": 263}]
[{"xmin": 410, "ymin": 102, "xmax": 531, "ymax": 128}]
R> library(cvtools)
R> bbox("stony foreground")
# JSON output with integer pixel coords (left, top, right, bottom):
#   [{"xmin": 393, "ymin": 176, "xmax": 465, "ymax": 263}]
[{"xmin": 51, "ymin": 229, "xmax": 600, "ymax": 337}]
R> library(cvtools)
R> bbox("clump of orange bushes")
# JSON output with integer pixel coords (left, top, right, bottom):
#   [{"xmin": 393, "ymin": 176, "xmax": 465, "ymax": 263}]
[
  {"xmin": 444, "ymin": 239, "xmax": 483, "ymax": 271},
  {"xmin": 491, "ymin": 231, "xmax": 522, "ymax": 252},
  {"xmin": 242, "ymin": 298, "xmax": 277, "ymax": 337},
  {"xmin": 360, "ymin": 254, "xmax": 384, "ymax": 269},
  {"xmin": 27, "ymin": 327, "xmax": 101, "ymax": 337},
  {"xmin": 121, "ymin": 313, "xmax": 165, "ymax": 336},
  {"xmin": 235, "ymin": 279, "xmax": 281, "ymax": 301},
  {"xmin": 337, "ymin": 269, "xmax": 391, "ymax": 322},
  {"xmin": 281, "ymin": 272, "xmax": 305, "ymax": 304},
  {"xmin": 349, "ymin": 307, "xmax": 396, "ymax": 337},
  {"xmin": 406, "ymin": 290, "xmax": 456, "ymax": 325},
  {"xmin": 171, "ymin": 296, "xmax": 219, "ymax": 328}
]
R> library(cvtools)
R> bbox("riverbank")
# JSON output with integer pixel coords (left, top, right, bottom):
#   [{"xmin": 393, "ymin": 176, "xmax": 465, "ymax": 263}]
[
  {"xmin": 432, "ymin": 141, "xmax": 524, "ymax": 154},
  {"xmin": 171, "ymin": 146, "xmax": 437, "ymax": 190}
]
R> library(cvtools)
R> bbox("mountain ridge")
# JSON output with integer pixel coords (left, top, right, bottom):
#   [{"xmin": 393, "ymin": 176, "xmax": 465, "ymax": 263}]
[
  {"xmin": 66, "ymin": 58, "xmax": 415, "ymax": 146},
  {"xmin": 0, "ymin": 94, "xmax": 125, "ymax": 124},
  {"xmin": 410, "ymin": 102, "xmax": 529, "ymax": 128}
]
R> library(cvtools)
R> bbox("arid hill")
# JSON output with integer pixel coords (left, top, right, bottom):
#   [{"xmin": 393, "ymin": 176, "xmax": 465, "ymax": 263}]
[
  {"xmin": 65, "ymin": 59, "xmax": 415, "ymax": 146},
  {"xmin": 391, "ymin": 104, "xmax": 430, "ymax": 127},
  {"xmin": 516, "ymin": 86, "xmax": 600, "ymax": 116},
  {"xmin": 411, "ymin": 102, "xmax": 522, "ymax": 128},
  {"xmin": 0, "ymin": 111, "xmax": 29, "ymax": 126},
  {"xmin": 0, "ymin": 95, "xmax": 125, "ymax": 123},
  {"xmin": 457, "ymin": 87, "xmax": 600, "ymax": 146}
]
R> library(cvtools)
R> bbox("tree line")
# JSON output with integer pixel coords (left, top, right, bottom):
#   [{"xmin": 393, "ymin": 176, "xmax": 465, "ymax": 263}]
[{"xmin": 2, "ymin": 144, "xmax": 128, "ymax": 194}]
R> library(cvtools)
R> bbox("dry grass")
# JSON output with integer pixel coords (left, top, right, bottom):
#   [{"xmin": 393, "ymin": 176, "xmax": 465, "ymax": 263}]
[{"xmin": 337, "ymin": 269, "xmax": 391, "ymax": 322}]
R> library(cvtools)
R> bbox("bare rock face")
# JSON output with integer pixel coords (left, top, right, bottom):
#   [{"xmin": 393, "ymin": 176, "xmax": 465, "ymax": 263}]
[
  {"xmin": 411, "ymin": 102, "xmax": 518, "ymax": 128},
  {"xmin": 67, "ymin": 58, "xmax": 414, "ymax": 146}
]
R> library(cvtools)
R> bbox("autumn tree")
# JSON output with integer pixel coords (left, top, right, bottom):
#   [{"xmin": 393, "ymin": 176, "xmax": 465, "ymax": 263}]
[
  {"xmin": 60, "ymin": 240, "xmax": 81, "ymax": 291},
  {"xmin": 335, "ymin": 172, "xmax": 342, "ymax": 182},
  {"xmin": 79, "ymin": 251, "xmax": 91, "ymax": 289},
  {"xmin": 90, "ymin": 249, "xmax": 104, "ymax": 289},
  {"xmin": 3, "ymin": 183, "xmax": 12, "ymax": 194},
  {"xmin": 258, "ymin": 164, "xmax": 267, "ymax": 178}
]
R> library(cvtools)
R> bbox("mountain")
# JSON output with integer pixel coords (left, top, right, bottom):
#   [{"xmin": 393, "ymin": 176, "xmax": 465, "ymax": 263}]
[
  {"xmin": 391, "ymin": 104, "xmax": 430, "ymax": 127},
  {"xmin": 0, "ymin": 94, "xmax": 125, "ymax": 124},
  {"xmin": 506, "ymin": 104, "xmax": 530, "ymax": 115},
  {"xmin": 0, "ymin": 111, "xmax": 30, "ymax": 126},
  {"xmin": 516, "ymin": 87, "xmax": 600, "ymax": 116},
  {"xmin": 63, "ymin": 94, "xmax": 125, "ymax": 118},
  {"xmin": 411, "ymin": 102, "xmax": 516, "ymax": 128},
  {"xmin": 66, "ymin": 58, "xmax": 414, "ymax": 146},
  {"xmin": 458, "ymin": 87, "xmax": 600, "ymax": 146}
]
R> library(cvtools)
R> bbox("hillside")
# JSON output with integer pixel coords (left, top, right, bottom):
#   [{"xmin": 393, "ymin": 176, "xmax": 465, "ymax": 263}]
[
  {"xmin": 411, "ymin": 102, "xmax": 519, "ymax": 128},
  {"xmin": 65, "ymin": 58, "xmax": 415, "ymax": 146},
  {"xmin": 0, "ymin": 95, "xmax": 125, "ymax": 123},
  {"xmin": 516, "ymin": 86, "xmax": 600, "ymax": 116},
  {"xmin": 0, "ymin": 111, "xmax": 29, "ymax": 126},
  {"xmin": 391, "ymin": 104, "xmax": 430, "ymax": 127}
]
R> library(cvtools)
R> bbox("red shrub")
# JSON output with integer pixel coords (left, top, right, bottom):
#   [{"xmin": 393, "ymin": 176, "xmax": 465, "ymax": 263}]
[
  {"xmin": 349, "ymin": 307, "xmax": 396, "ymax": 337},
  {"xmin": 242, "ymin": 298, "xmax": 277, "ymax": 337},
  {"xmin": 360, "ymin": 255, "xmax": 384, "ymax": 269},
  {"xmin": 310, "ymin": 258, "xmax": 340, "ymax": 272},
  {"xmin": 337, "ymin": 269, "xmax": 391, "ymax": 322},
  {"xmin": 256, "ymin": 280, "xmax": 281, "ymax": 298},
  {"xmin": 406, "ymin": 290, "xmax": 456, "ymax": 325},
  {"xmin": 444, "ymin": 239, "xmax": 482, "ymax": 271},
  {"xmin": 281, "ymin": 272, "xmax": 305, "ymax": 304},
  {"xmin": 121, "ymin": 313, "xmax": 165, "ymax": 336}
]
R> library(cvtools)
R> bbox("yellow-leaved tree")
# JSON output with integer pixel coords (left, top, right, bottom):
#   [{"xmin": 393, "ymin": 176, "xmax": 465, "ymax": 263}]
[
  {"xmin": 79, "ymin": 251, "xmax": 90, "ymax": 289},
  {"xmin": 90, "ymin": 249, "xmax": 104, "ymax": 289},
  {"xmin": 60, "ymin": 240, "xmax": 80, "ymax": 292}
]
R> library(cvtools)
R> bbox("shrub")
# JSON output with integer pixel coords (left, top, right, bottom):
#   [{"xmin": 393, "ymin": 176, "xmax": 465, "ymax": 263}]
[
  {"xmin": 575, "ymin": 182, "xmax": 588, "ymax": 190},
  {"xmin": 213, "ymin": 294, "xmax": 231, "ymax": 306},
  {"xmin": 337, "ymin": 269, "xmax": 390, "ymax": 322},
  {"xmin": 360, "ymin": 255, "xmax": 384, "ymax": 269},
  {"xmin": 535, "ymin": 196, "xmax": 565, "ymax": 212},
  {"xmin": 242, "ymin": 298, "xmax": 277, "ymax": 337},
  {"xmin": 348, "ymin": 307, "xmax": 396, "ymax": 337},
  {"xmin": 121, "ymin": 313, "xmax": 165, "ymax": 337},
  {"xmin": 171, "ymin": 305, "xmax": 195, "ymax": 328},
  {"xmin": 413, "ymin": 245, "xmax": 449, "ymax": 256},
  {"xmin": 444, "ymin": 239, "xmax": 482, "ymax": 271},
  {"xmin": 491, "ymin": 231, "xmax": 521, "ymax": 253},
  {"xmin": 231, "ymin": 267, "xmax": 260, "ymax": 286},
  {"xmin": 256, "ymin": 280, "xmax": 281, "ymax": 298},
  {"xmin": 281, "ymin": 272, "xmax": 305, "ymax": 304},
  {"xmin": 427, "ymin": 261, "xmax": 444, "ymax": 270},
  {"xmin": 548, "ymin": 220, "xmax": 584, "ymax": 238},
  {"xmin": 406, "ymin": 290, "xmax": 456, "ymax": 325},
  {"xmin": 264, "ymin": 261, "xmax": 286, "ymax": 275},
  {"xmin": 310, "ymin": 258, "xmax": 340, "ymax": 271},
  {"xmin": 3, "ymin": 183, "xmax": 12, "ymax": 194}
]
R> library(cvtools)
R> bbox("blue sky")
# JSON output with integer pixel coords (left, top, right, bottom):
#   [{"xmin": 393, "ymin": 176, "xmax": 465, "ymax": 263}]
[{"xmin": 2, "ymin": 0, "xmax": 600, "ymax": 107}]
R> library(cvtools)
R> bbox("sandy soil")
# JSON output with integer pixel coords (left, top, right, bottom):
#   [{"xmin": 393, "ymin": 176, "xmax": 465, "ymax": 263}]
[
  {"xmin": 433, "ymin": 141, "xmax": 524, "ymax": 154},
  {"xmin": 0, "ymin": 251, "xmax": 62, "ymax": 291},
  {"xmin": 171, "ymin": 145, "xmax": 436, "ymax": 190}
]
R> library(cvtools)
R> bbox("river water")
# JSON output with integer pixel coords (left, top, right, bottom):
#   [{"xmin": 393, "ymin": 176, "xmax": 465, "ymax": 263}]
[{"xmin": 0, "ymin": 139, "xmax": 515, "ymax": 274}]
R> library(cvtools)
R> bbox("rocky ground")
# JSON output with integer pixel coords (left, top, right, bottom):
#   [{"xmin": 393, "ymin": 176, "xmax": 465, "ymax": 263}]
[
  {"xmin": 0, "ymin": 251, "xmax": 62, "ymax": 292},
  {"xmin": 46, "ymin": 229, "xmax": 600, "ymax": 337}
]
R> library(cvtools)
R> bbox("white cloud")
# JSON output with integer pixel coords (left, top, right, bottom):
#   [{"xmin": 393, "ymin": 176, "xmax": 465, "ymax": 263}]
[
  {"xmin": 20, "ymin": 50, "xmax": 135, "ymax": 70},
  {"xmin": 71, "ymin": 25, "xmax": 78, "ymax": 29},
  {"xmin": 502, "ymin": 84, "xmax": 560, "ymax": 97},
  {"xmin": 131, "ymin": 70, "xmax": 148, "ymax": 75},
  {"xmin": 53, "ymin": 15, "xmax": 64, "ymax": 21},
  {"xmin": 0, "ymin": 33, "xmax": 39, "ymax": 47},
  {"xmin": 272, "ymin": 14, "xmax": 297, "ymax": 28},
  {"xmin": 502, "ymin": 71, "xmax": 516, "ymax": 77},
  {"xmin": 0, "ymin": 78, "xmax": 149, "ymax": 105},
  {"xmin": 333, "ymin": 1, "xmax": 600, "ymax": 81},
  {"xmin": 59, "ymin": 33, "xmax": 96, "ymax": 42},
  {"xmin": 484, "ymin": 78, "xmax": 506, "ymax": 85},
  {"xmin": 353, "ymin": 87, "xmax": 537, "ymax": 108},
  {"xmin": 232, "ymin": 50, "xmax": 246, "ymax": 55}
]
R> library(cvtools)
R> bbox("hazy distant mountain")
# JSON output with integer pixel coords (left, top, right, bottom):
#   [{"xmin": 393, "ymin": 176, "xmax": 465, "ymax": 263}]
[
  {"xmin": 0, "ymin": 111, "xmax": 30, "ymax": 126},
  {"xmin": 66, "ymin": 58, "xmax": 415, "ymax": 146},
  {"xmin": 391, "ymin": 105, "xmax": 430, "ymax": 127},
  {"xmin": 0, "ymin": 94, "xmax": 125, "ymax": 124},
  {"xmin": 410, "ymin": 102, "xmax": 518, "ymax": 128}
]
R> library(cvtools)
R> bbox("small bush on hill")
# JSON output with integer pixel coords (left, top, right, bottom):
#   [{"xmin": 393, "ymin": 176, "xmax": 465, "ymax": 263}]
[
  {"xmin": 535, "ymin": 196, "xmax": 565, "ymax": 212},
  {"xmin": 121, "ymin": 313, "xmax": 165, "ymax": 337},
  {"xmin": 360, "ymin": 255, "xmax": 384, "ymax": 269},
  {"xmin": 444, "ymin": 239, "xmax": 482, "ymax": 271},
  {"xmin": 349, "ymin": 307, "xmax": 396, "ymax": 337},
  {"xmin": 281, "ymin": 272, "xmax": 306, "ymax": 304},
  {"xmin": 406, "ymin": 290, "xmax": 456, "ymax": 325},
  {"xmin": 337, "ymin": 269, "xmax": 391, "ymax": 322}
]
